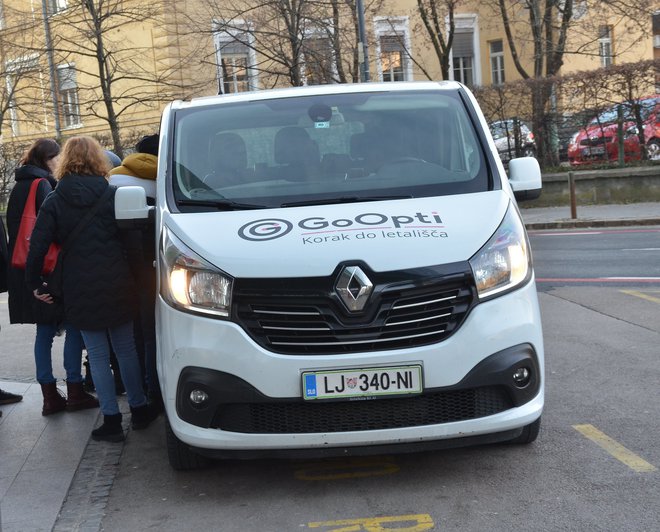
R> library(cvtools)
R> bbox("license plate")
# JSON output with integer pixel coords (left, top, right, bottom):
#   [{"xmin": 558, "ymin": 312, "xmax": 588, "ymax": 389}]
[
  {"xmin": 583, "ymin": 146, "xmax": 605, "ymax": 156},
  {"xmin": 302, "ymin": 365, "xmax": 423, "ymax": 400}
]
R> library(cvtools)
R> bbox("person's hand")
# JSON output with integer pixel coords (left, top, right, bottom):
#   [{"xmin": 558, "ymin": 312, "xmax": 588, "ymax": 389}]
[{"xmin": 33, "ymin": 285, "xmax": 54, "ymax": 305}]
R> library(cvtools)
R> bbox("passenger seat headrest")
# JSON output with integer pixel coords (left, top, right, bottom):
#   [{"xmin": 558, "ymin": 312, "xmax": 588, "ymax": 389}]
[{"xmin": 274, "ymin": 126, "xmax": 319, "ymax": 165}]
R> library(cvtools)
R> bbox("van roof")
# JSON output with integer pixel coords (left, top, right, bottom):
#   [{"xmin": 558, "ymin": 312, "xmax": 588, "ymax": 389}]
[{"xmin": 172, "ymin": 81, "xmax": 463, "ymax": 110}]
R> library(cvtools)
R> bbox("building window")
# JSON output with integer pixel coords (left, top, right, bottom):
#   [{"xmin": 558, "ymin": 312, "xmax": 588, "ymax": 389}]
[
  {"xmin": 303, "ymin": 34, "xmax": 336, "ymax": 85},
  {"xmin": 599, "ymin": 25, "xmax": 613, "ymax": 67},
  {"xmin": 47, "ymin": 0, "xmax": 67, "ymax": 15},
  {"xmin": 379, "ymin": 36, "xmax": 407, "ymax": 82},
  {"xmin": 57, "ymin": 65, "xmax": 80, "ymax": 128},
  {"xmin": 5, "ymin": 54, "xmax": 40, "ymax": 136},
  {"xmin": 214, "ymin": 21, "xmax": 257, "ymax": 94},
  {"xmin": 219, "ymin": 44, "xmax": 250, "ymax": 94},
  {"xmin": 452, "ymin": 31, "xmax": 474, "ymax": 87},
  {"xmin": 374, "ymin": 17, "xmax": 412, "ymax": 82},
  {"xmin": 490, "ymin": 40, "xmax": 505, "ymax": 85}
]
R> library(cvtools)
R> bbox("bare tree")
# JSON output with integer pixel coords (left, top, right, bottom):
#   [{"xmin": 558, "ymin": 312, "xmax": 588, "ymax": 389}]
[
  {"xmin": 415, "ymin": 0, "xmax": 460, "ymax": 80},
  {"xmin": 183, "ymin": 0, "xmax": 367, "ymax": 92},
  {"xmin": 45, "ymin": 0, "xmax": 193, "ymax": 158},
  {"xmin": 0, "ymin": 5, "xmax": 51, "ymax": 202},
  {"xmin": 490, "ymin": 0, "xmax": 655, "ymax": 166}
]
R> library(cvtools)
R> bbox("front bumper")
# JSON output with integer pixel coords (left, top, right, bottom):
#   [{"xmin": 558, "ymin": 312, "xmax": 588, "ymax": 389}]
[{"xmin": 158, "ymin": 278, "xmax": 544, "ymax": 451}]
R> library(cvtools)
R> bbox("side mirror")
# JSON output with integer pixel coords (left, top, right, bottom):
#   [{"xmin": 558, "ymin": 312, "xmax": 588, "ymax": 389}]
[
  {"xmin": 508, "ymin": 157, "xmax": 542, "ymax": 202},
  {"xmin": 114, "ymin": 186, "xmax": 154, "ymax": 227}
]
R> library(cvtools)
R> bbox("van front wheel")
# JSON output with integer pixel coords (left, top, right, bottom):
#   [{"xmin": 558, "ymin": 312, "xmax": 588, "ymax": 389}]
[
  {"xmin": 508, "ymin": 417, "xmax": 541, "ymax": 444},
  {"xmin": 165, "ymin": 418, "xmax": 210, "ymax": 470}
]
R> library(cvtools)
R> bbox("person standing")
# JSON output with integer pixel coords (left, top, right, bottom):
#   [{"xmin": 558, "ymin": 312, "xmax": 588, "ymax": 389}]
[
  {"xmin": 26, "ymin": 136, "xmax": 158, "ymax": 442},
  {"xmin": 5, "ymin": 139, "xmax": 97, "ymax": 415},
  {"xmin": 109, "ymin": 134, "xmax": 161, "ymax": 410}
]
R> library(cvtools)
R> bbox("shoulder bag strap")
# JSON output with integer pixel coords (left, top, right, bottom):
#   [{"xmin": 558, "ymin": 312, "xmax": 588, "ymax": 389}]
[
  {"xmin": 25, "ymin": 179, "xmax": 42, "ymax": 218},
  {"xmin": 60, "ymin": 185, "xmax": 114, "ymax": 254}
]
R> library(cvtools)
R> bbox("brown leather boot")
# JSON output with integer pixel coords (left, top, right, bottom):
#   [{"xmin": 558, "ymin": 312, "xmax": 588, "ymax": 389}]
[
  {"xmin": 40, "ymin": 382, "xmax": 67, "ymax": 416},
  {"xmin": 65, "ymin": 381, "xmax": 99, "ymax": 412}
]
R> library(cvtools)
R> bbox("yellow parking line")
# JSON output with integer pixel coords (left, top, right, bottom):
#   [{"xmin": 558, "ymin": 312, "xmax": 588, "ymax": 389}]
[
  {"xmin": 620, "ymin": 289, "xmax": 660, "ymax": 304},
  {"xmin": 573, "ymin": 424, "xmax": 657, "ymax": 473},
  {"xmin": 307, "ymin": 513, "xmax": 434, "ymax": 531}
]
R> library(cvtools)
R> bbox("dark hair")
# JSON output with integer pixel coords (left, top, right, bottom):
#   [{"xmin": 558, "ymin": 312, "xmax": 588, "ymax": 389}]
[
  {"xmin": 19, "ymin": 139, "xmax": 60, "ymax": 171},
  {"xmin": 136, "ymin": 134, "xmax": 159, "ymax": 156}
]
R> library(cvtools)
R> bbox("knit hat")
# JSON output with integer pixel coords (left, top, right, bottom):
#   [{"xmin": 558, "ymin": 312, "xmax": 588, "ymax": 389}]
[{"xmin": 136, "ymin": 134, "xmax": 159, "ymax": 156}]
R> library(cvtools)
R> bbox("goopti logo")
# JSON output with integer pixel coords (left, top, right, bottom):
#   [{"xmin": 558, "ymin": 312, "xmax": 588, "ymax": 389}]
[{"xmin": 238, "ymin": 219, "xmax": 293, "ymax": 241}]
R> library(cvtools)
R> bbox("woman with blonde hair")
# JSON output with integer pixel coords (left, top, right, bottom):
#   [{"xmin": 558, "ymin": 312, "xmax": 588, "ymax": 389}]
[{"xmin": 26, "ymin": 136, "xmax": 158, "ymax": 442}]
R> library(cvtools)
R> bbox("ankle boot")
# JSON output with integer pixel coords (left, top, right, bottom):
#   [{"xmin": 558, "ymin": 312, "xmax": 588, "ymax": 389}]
[
  {"xmin": 40, "ymin": 382, "xmax": 67, "ymax": 416},
  {"xmin": 91, "ymin": 413, "xmax": 124, "ymax": 442},
  {"xmin": 130, "ymin": 403, "xmax": 159, "ymax": 430},
  {"xmin": 65, "ymin": 381, "xmax": 99, "ymax": 412}
]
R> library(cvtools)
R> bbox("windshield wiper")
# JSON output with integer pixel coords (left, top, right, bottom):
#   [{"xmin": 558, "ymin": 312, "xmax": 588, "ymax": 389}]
[
  {"xmin": 281, "ymin": 195, "xmax": 412, "ymax": 208},
  {"xmin": 177, "ymin": 199, "xmax": 267, "ymax": 210}
]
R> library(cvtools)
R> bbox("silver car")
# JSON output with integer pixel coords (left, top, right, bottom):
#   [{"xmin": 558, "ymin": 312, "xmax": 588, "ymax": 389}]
[{"xmin": 489, "ymin": 119, "xmax": 536, "ymax": 162}]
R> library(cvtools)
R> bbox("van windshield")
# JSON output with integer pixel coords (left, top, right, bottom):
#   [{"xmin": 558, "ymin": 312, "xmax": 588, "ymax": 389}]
[{"xmin": 171, "ymin": 90, "xmax": 490, "ymax": 210}]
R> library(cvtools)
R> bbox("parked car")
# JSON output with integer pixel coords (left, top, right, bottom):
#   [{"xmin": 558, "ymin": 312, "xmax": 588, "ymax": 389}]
[
  {"xmin": 567, "ymin": 96, "xmax": 660, "ymax": 166},
  {"xmin": 489, "ymin": 119, "xmax": 536, "ymax": 163},
  {"xmin": 556, "ymin": 110, "xmax": 599, "ymax": 164}
]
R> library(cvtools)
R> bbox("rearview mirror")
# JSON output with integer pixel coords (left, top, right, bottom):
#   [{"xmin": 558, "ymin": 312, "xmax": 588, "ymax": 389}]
[
  {"xmin": 114, "ymin": 186, "xmax": 154, "ymax": 227},
  {"xmin": 508, "ymin": 157, "xmax": 542, "ymax": 202}
]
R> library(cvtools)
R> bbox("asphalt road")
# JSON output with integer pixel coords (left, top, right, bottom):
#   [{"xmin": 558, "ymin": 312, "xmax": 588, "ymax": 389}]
[
  {"xmin": 530, "ymin": 226, "xmax": 660, "ymax": 284},
  {"xmin": 101, "ymin": 226, "xmax": 660, "ymax": 531},
  {"xmin": 2, "ymin": 226, "xmax": 660, "ymax": 531}
]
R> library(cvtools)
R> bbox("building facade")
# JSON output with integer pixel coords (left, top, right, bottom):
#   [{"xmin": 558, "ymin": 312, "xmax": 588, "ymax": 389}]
[{"xmin": 0, "ymin": 0, "xmax": 656, "ymax": 154}]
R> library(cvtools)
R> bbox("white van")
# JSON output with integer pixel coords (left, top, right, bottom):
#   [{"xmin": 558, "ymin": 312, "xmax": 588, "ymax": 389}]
[{"xmin": 116, "ymin": 82, "xmax": 544, "ymax": 470}]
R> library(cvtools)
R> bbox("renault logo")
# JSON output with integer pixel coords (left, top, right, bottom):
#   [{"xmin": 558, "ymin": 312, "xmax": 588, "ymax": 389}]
[{"xmin": 335, "ymin": 266, "xmax": 373, "ymax": 312}]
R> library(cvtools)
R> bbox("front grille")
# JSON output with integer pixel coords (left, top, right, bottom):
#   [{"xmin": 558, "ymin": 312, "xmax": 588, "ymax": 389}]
[
  {"xmin": 234, "ymin": 267, "xmax": 475, "ymax": 355},
  {"xmin": 211, "ymin": 386, "xmax": 512, "ymax": 434},
  {"xmin": 580, "ymin": 136, "xmax": 612, "ymax": 146}
]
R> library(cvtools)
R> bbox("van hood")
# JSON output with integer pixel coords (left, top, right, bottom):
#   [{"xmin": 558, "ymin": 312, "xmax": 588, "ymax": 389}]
[{"xmin": 163, "ymin": 191, "xmax": 512, "ymax": 278}]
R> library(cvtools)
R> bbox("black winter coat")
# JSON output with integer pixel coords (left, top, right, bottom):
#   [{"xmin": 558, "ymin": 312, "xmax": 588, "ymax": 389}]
[
  {"xmin": 0, "ymin": 214, "xmax": 8, "ymax": 293},
  {"xmin": 25, "ymin": 174, "xmax": 137, "ymax": 331},
  {"xmin": 6, "ymin": 165, "xmax": 61, "ymax": 324}
]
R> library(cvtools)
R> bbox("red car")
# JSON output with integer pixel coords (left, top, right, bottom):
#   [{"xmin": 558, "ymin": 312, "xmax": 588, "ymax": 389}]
[{"xmin": 567, "ymin": 96, "xmax": 660, "ymax": 166}]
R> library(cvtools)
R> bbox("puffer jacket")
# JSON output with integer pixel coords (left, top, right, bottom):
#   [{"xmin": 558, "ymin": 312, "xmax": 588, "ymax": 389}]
[
  {"xmin": 25, "ymin": 174, "xmax": 137, "ymax": 331},
  {"xmin": 6, "ymin": 165, "xmax": 61, "ymax": 324}
]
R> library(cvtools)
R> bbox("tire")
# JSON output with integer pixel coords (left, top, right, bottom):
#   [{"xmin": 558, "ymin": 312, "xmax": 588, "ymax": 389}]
[
  {"xmin": 508, "ymin": 417, "xmax": 541, "ymax": 444},
  {"xmin": 647, "ymin": 139, "xmax": 660, "ymax": 162},
  {"xmin": 165, "ymin": 418, "xmax": 210, "ymax": 470}
]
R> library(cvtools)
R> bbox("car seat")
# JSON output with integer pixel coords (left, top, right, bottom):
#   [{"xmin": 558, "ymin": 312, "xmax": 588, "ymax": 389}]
[
  {"xmin": 273, "ymin": 126, "xmax": 320, "ymax": 181},
  {"xmin": 203, "ymin": 132, "xmax": 249, "ymax": 187}
]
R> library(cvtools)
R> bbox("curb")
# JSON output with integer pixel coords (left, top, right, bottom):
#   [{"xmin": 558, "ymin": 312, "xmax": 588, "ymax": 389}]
[{"xmin": 525, "ymin": 218, "xmax": 660, "ymax": 231}]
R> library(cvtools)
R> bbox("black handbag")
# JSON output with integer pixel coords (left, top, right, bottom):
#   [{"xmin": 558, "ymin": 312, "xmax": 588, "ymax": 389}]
[{"xmin": 46, "ymin": 186, "xmax": 114, "ymax": 299}]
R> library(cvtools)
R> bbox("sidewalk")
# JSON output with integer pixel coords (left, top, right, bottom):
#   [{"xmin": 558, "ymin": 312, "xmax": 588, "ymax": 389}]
[
  {"xmin": 521, "ymin": 201, "xmax": 660, "ymax": 229},
  {"xmin": 0, "ymin": 380, "xmax": 100, "ymax": 531}
]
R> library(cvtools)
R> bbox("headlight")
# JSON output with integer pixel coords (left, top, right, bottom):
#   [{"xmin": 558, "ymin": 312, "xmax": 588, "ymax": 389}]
[
  {"xmin": 160, "ymin": 226, "xmax": 233, "ymax": 317},
  {"xmin": 469, "ymin": 205, "xmax": 532, "ymax": 299}
]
